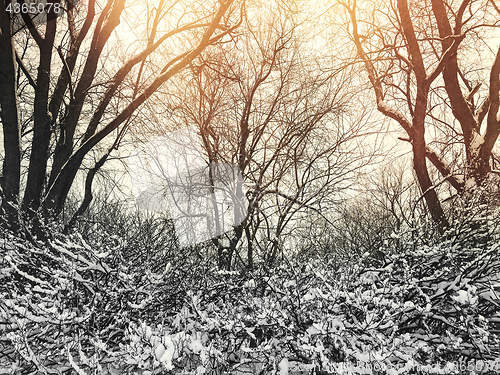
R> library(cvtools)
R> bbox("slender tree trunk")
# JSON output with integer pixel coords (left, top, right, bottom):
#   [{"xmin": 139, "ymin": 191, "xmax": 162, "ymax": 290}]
[
  {"xmin": 475, "ymin": 43, "xmax": 500, "ymax": 184},
  {"xmin": 413, "ymin": 141, "xmax": 449, "ymax": 234},
  {"xmin": 63, "ymin": 150, "xmax": 110, "ymax": 233},
  {"xmin": 431, "ymin": 0, "xmax": 500, "ymax": 188},
  {"xmin": 48, "ymin": 0, "xmax": 124, "ymax": 188},
  {"xmin": 400, "ymin": 0, "xmax": 448, "ymax": 233},
  {"xmin": 22, "ymin": 18, "xmax": 57, "ymax": 213},
  {"xmin": 245, "ymin": 225, "xmax": 253, "ymax": 269},
  {"xmin": 0, "ymin": 4, "xmax": 21, "ymax": 226}
]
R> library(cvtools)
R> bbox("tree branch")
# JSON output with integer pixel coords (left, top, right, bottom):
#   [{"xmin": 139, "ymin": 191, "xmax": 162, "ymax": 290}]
[
  {"xmin": 341, "ymin": 1, "xmax": 414, "ymax": 136},
  {"xmin": 57, "ymin": 46, "xmax": 74, "ymax": 101},
  {"xmin": 425, "ymin": 145, "xmax": 464, "ymax": 193},
  {"xmin": 426, "ymin": 33, "xmax": 465, "ymax": 86},
  {"xmin": 15, "ymin": 50, "xmax": 36, "ymax": 89}
]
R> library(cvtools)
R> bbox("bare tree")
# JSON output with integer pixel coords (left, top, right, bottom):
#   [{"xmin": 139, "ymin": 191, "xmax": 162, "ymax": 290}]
[
  {"xmin": 136, "ymin": 0, "xmax": 372, "ymax": 269},
  {"xmin": 336, "ymin": 0, "xmax": 500, "ymax": 232},
  {"xmin": 0, "ymin": 0, "xmax": 242, "ymax": 231}
]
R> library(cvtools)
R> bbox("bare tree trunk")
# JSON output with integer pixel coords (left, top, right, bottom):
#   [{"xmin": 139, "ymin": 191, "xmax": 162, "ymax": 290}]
[
  {"xmin": 342, "ymin": 0, "xmax": 451, "ymax": 232},
  {"xmin": 245, "ymin": 225, "xmax": 253, "ymax": 269},
  {"xmin": 0, "ymin": 4, "xmax": 21, "ymax": 226},
  {"xmin": 413, "ymin": 142, "xmax": 449, "ymax": 233},
  {"xmin": 63, "ymin": 149, "xmax": 111, "ymax": 233},
  {"xmin": 48, "ymin": 0, "xmax": 124, "ymax": 188},
  {"xmin": 22, "ymin": 17, "xmax": 57, "ymax": 213},
  {"xmin": 431, "ymin": 0, "xmax": 500, "ymax": 186}
]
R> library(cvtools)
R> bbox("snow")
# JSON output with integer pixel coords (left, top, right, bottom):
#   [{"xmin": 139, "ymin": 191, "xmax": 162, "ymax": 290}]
[
  {"xmin": 306, "ymin": 325, "xmax": 321, "ymax": 335},
  {"xmin": 454, "ymin": 174, "xmax": 465, "ymax": 184},
  {"xmin": 452, "ymin": 287, "xmax": 478, "ymax": 305},
  {"xmin": 469, "ymin": 132, "xmax": 485, "ymax": 157},
  {"xmin": 4, "ymin": 211, "xmax": 500, "ymax": 374},
  {"xmin": 67, "ymin": 348, "xmax": 87, "ymax": 375},
  {"xmin": 403, "ymin": 301, "xmax": 414, "ymax": 309},
  {"xmin": 158, "ymin": 336, "xmax": 175, "ymax": 370},
  {"xmin": 465, "ymin": 177, "xmax": 476, "ymax": 191},
  {"xmin": 243, "ymin": 279, "xmax": 256, "ymax": 288},
  {"xmin": 189, "ymin": 339, "xmax": 203, "ymax": 353},
  {"xmin": 279, "ymin": 358, "xmax": 289, "ymax": 375},
  {"xmin": 155, "ymin": 343, "xmax": 165, "ymax": 361}
]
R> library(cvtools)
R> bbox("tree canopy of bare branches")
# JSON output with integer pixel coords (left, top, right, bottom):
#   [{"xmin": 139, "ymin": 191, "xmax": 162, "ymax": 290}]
[
  {"xmin": 0, "ymin": 0, "xmax": 243, "ymax": 231},
  {"xmin": 130, "ymin": 0, "xmax": 373, "ymax": 269},
  {"xmin": 336, "ymin": 0, "xmax": 500, "ymax": 232}
]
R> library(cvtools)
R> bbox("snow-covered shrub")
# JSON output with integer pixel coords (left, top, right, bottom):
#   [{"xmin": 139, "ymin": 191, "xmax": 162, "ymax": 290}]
[
  {"xmin": 2, "ymin": 200, "xmax": 500, "ymax": 374},
  {"xmin": 69, "ymin": 200, "xmax": 181, "ymax": 274},
  {"xmin": 0, "ymin": 223, "xmax": 194, "ymax": 373}
]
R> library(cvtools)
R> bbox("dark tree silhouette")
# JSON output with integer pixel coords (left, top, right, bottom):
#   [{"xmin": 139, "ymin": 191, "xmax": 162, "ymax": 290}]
[
  {"xmin": 0, "ymin": 0, "xmax": 242, "ymax": 231},
  {"xmin": 337, "ymin": 0, "xmax": 500, "ymax": 232}
]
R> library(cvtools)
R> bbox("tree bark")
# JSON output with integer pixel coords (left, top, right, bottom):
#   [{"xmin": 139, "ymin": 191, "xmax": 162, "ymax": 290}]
[
  {"xmin": 0, "ymin": 3, "xmax": 21, "ymax": 226},
  {"xmin": 431, "ymin": 0, "xmax": 500, "ymax": 185},
  {"xmin": 477, "ymin": 43, "xmax": 500, "ymax": 183},
  {"xmin": 343, "ymin": 0, "xmax": 449, "ymax": 232},
  {"xmin": 413, "ymin": 140, "xmax": 448, "ymax": 233},
  {"xmin": 22, "ymin": 15, "xmax": 57, "ymax": 213},
  {"xmin": 398, "ymin": 0, "xmax": 449, "ymax": 232}
]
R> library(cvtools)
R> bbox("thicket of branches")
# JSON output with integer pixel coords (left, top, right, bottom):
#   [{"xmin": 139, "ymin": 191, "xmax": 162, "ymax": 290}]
[
  {"xmin": 2, "ymin": 193, "xmax": 500, "ymax": 373},
  {"xmin": 0, "ymin": 0, "xmax": 243, "ymax": 232},
  {"xmin": 2, "ymin": 0, "xmax": 500, "ymax": 373}
]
